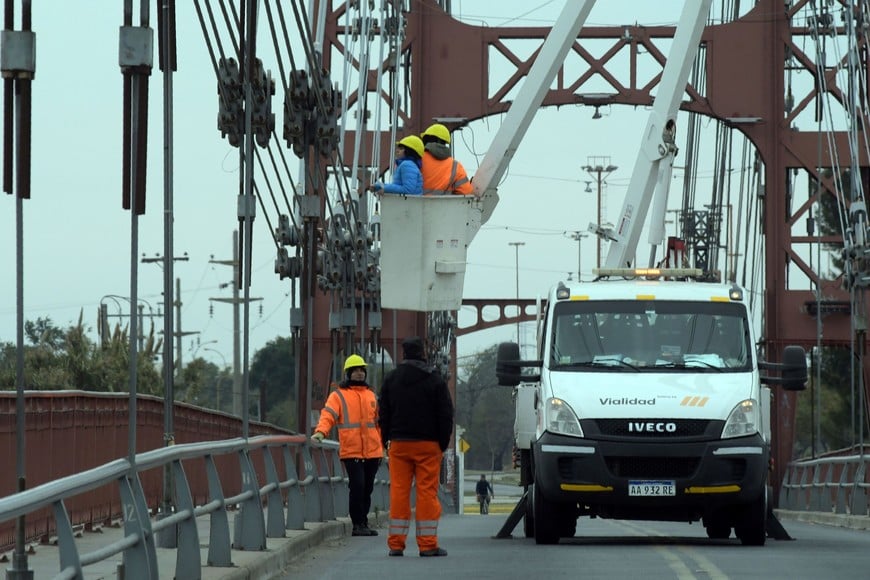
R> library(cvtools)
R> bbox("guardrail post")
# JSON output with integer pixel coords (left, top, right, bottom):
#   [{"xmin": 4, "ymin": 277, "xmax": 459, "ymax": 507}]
[
  {"xmin": 301, "ymin": 444, "xmax": 323, "ymax": 522},
  {"xmin": 852, "ymin": 461, "xmax": 868, "ymax": 516},
  {"xmin": 809, "ymin": 463, "xmax": 825, "ymax": 511},
  {"xmin": 119, "ymin": 473, "xmax": 158, "ymax": 580},
  {"xmin": 232, "ymin": 449, "xmax": 266, "ymax": 550},
  {"xmin": 779, "ymin": 464, "xmax": 792, "ymax": 510},
  {"xmin": 205, "ymin": 455, "xmax": 233, "ymax": 567},
  {"xmin": 797, "ymin": 467, "xmax": 810, "ymax": 510},
  {"xmin": 171, "ymin": 459, "xmax": 202, "ymax": 579},
  {"xmin": 262, "ymin": 447, "xmax": 286, "ymax": 538},
  {"xmin": 330, "ymin": 449, "xmax": 349, "ymax": 517},
  {"xmin": 836, "ymin": 463, "xmax": 850, "ymax": 515},
  {"xmin": 53, "ymin": 500, "xmax": 83, "ymax": 579},
  {"xmin": 374, "ymin": 462, "xmax": 390, "ymax": 512},
  {"xmin": 312, "ymin": 446, "xmax": 336, "ymax": 521},
  {"xmin": 283, "ymin": 445, "xmax": 305, "ymax": 530}
]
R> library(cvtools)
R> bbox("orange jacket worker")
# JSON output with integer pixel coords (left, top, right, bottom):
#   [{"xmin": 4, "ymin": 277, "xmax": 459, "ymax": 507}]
[
  {"xmin": 378, "ymin": 337, "xmax": 454, "ymax": 557},
  {"xmin": 420, "ymin": 123, "xmax": 473, "ymax": 195},
  {"xmin": 313, "ymin": 354, "xmax": 384, "ymax": 536}
]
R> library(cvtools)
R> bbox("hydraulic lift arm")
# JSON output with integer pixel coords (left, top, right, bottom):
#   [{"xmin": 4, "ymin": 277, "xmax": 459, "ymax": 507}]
[
  {"xmin": 471, "ymin": 0, "xmax": 597, "ymax": 237},
  {"xmin": 601, "ymin": 0, "xmax": 713, "ymax": 269}
]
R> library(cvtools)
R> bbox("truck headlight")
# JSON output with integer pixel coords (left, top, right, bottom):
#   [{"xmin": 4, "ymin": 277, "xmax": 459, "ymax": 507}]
[
  {"xmin": 722, "ymin": 399, "xmax": 759, "ymax": 439},
  {"xmin": 544, "ymin": 397, "xmax": 584, "ymax": 437}
]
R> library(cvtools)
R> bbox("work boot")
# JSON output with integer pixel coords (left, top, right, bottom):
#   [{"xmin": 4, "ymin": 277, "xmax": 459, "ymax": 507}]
[
  {"xmin": 419, "ymin": 547, "xmax": 448, "ymax": 557},
  {"xmin": 362, "ymin": 523, "xmax": 379, "ymax": 536},
  {"xmin": 352, "ymin": 524, "xmax": 368, "ymax": 536}
]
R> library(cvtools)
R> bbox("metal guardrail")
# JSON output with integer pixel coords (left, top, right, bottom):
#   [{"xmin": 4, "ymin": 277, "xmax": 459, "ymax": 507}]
[
  {"xmin": 0, "ymin": 434, "xmax": 390, "ymax": 580},
  {"xmin": 780, "ymin": 452, "xmax": 869, "ymax": 518}
]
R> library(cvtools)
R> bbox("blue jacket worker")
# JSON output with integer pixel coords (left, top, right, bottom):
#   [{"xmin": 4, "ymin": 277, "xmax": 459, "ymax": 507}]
[{"xmin": 370, "ymin": 135, "xmax": 424, "ymax": 195}]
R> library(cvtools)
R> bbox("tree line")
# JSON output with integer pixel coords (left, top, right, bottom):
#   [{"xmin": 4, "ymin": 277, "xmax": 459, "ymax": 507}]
[{"xmin": 0, "ymin": 315, "xmax": 296, "ymax": 429}]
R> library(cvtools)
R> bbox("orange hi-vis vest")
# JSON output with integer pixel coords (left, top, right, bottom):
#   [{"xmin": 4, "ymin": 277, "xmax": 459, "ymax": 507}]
[
  {"xmin": 422, "ymin": 152, "xmax": 473, "ymax": 195},
  {"xmin": 315, "ymin": 385, "xmax": 383, "ymax": 460}
]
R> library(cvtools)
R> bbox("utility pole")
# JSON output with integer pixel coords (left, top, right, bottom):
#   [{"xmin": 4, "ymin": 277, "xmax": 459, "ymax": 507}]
[
  {"xmin": 508, "ymin": 241, "xmax": 525, "ymax": 345},
  {"xmin": 141, "ymin": 253, "xmax": 189, "ymax": 371},
  {"xmin": 210, "ymin": 231, "xmax": 262, "ymax": 418},
  {"xmin": 582, "ymin": 157, "xmax": 618, "ymax": 268},
  {"xmin": 172, "ymin": 278, "xmax": 199, "ymax": 372}
]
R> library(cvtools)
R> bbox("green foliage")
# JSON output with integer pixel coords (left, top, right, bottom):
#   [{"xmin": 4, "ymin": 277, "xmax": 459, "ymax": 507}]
[
  {"xmin": 813, "ymin": 168, "xmax": 852, "ymax": 276},
  {"xmin": 2, "ymin": 317, "xmax": 299, "ymax": 430},
  {"xmin": 265, "ymin": 398, "xmax": 298, "ymax": 431},
  {"xmin": 794, "ymin": 346, "xmax": 868, "ymax": 457},
  {"xmin": 250, "ymin": 336, "xmax": 296, "ymax": 429},
  {"xmin": 177, "ymin": 358, "xmax": 221, "ymax": 406},
  {"xmin": 0, "ymin": 314, "xmax": 162, "ymax": 394},
  {"xmin": 24, "ymin": 316, "xmax": 66, "ymax": 348},
  {"xmin": 456, "ymin": 345, "xmax": 514, "ymax": 470}
]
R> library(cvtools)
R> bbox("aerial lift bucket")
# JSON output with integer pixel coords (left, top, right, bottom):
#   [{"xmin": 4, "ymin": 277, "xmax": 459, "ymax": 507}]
[{"xmin": 379, "ymin": 194, "xmax": 480, "ymax": 312}]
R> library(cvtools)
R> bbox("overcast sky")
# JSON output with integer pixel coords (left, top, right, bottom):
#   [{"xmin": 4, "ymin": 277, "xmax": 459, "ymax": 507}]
[{"xmin": 0, "ymin": 1, "xmax": 771, "ymax": 370}]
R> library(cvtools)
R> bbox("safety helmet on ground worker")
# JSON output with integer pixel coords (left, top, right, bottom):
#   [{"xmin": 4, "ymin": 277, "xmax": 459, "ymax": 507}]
[
  {"xmin": 397, "ymin": 135, "xmax": 424, "ymax": 158},
  {"xmin": 344, "ymin": 354, "xmax": 367, "ymax": 372},
  {"xmin": 422, "ymin": 123, "xmax": 451, "ymax": 144}
]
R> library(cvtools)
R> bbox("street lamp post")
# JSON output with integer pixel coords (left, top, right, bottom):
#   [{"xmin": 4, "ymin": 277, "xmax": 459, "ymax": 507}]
[
  {"xmin": 192, "ymin": 339, "xmax": 218, "ymax": 359},
  {"xmin": 582, "ymin": 157, "xmax": 618, "ymax": 269},
  {"xmin": 571, "ymin": 231, "xmax": 589, "ymax": 281},
  {"xmin": 99, "ymin": 295, "xmax": 158, "ymax": 350},
  {"xmin": 202, "ymin": 347, "xmax": 229, "ymax": 412},
  {"xmin": 508, "ymin": 242, "xmax": 525, "ymax": 344}
]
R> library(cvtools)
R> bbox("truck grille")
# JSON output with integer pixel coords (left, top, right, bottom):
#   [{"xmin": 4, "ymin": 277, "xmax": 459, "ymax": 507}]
[
  {"xmin": 556, "ymin": 456, "xmax": 700, "ymax": 481},
  {"xmin": 590, "ymin": 418, "xmax": 717, "ymax": 439},
  {"xmin": 603, "ymin": 456, "xmax": 700, "ymax": 478}
]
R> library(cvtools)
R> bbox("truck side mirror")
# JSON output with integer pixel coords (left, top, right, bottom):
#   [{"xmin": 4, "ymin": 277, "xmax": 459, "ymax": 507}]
[
  {"xmin": 496, "ymin": 342, "xmax": 522, "ymax": 386},
  {"xmin": 496, "ymin": 341, "xmax": 542, "ymax": 386},
  {"xmin": 780, "ymin": 345, "xmax": 808, "ymax": 391}
]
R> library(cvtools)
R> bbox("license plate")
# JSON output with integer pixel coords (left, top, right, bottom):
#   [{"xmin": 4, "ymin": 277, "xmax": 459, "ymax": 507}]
[{"xmin": 628, "ymin": 480, "xmax": 675, "ymax": 496}]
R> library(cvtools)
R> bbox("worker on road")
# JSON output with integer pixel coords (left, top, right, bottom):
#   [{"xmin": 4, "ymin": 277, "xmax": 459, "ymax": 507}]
[
  {"xmin": 420, "ymin": 123, "xmax": 473, "ymax": 195},
  {"xmin": 312, "ymin": 354, "xmax": 383, "ymax": 537},
  {"xmin": 370, "ymin": 135, "xmax": 424, "ymax": 195},
  {"xmin": 379, "ymin": 336, "xmax": 454, "ymax": 557}
]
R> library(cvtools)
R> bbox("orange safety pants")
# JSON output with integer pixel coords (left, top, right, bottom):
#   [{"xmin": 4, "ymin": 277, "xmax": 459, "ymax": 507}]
[{"xmin": 386, "ymin": 440, "xmax": 443, "ymax": 552}]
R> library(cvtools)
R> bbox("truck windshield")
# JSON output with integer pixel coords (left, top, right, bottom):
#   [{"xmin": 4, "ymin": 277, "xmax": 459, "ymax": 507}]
[{"xmin": 549, "ymin": 300, "xmax": 752, "ymax": 371}]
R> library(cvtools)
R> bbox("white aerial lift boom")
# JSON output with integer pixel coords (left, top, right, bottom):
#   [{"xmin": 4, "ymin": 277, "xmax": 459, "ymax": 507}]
[
  {"xmin": 600, "ymin": 1, "xmax": 712, "ymax": 270},
  {"xmin": 379, "ymin": 0, "xmax": 597, "ymax": 312},
  {"xmin": 379, "ymin": 0, "xmax": 711, "ymax": 310}
]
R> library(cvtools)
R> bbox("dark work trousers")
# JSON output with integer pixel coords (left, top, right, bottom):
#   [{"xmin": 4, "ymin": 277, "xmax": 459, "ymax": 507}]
[{"xmin": 342, "ymin": 457, "xmax": 381, "ymax": 526}]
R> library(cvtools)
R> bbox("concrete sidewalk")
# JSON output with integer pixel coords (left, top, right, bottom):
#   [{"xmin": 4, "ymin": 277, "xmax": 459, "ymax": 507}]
[{"xmin": 4, "ymin": 510, "xmax": 388, "ymax": 580}]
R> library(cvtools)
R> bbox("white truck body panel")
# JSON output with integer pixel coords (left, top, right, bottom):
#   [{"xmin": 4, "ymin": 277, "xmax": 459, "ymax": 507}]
[{"xmin": 544, "ymin": 371, "xmax": 755, "ymax": 424}]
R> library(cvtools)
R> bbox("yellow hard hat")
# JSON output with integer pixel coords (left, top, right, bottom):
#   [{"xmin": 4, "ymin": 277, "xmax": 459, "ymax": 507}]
[
  {"xmin": 397, "ymin": 135, "xmax": 424, "ymax": 157},
  {"xmin": 344, "ymin": 354, "xmax": 367, "ymax": 372},
  {"xmin": 422, "ymin": 123, "xmax": 451, "ymax": 144}
]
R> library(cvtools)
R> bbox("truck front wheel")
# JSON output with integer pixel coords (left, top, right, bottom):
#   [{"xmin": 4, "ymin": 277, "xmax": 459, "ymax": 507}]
[
  {"xmin": 735, "ymin": 486, "xmax": 767, "ymax": 546},
  {"xmin": 523, "ymin": 486, "xmax": 535, "ymax": 538},
  {"xmin": 533, "ymin": 484, "xmax": 563, "ymax": 545}
]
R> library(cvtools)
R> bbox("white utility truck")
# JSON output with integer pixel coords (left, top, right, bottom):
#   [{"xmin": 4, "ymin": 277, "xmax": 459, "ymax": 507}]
[
  {"xmin": 496, "ymin": 272, "xmax": 807, "ymax": 545},
  {"xmin": 473, "ymin": 0, "xmax": 807, "ymax": 546},
  {"xmin": 377, "ymin": 0, "xmax": 807, "ymax": 546}
]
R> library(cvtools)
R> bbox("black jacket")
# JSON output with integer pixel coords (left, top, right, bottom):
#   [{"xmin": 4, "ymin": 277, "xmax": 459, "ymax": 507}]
[{"xmin": 378, "ymin": 359, "xmax": 454, "ymax": 451}]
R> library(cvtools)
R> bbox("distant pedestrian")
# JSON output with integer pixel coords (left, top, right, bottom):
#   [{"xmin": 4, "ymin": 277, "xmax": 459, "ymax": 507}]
[
  {"xmin": 370, "ymin": 135, "xmax": 424, "ymax": 195},
  {"xmin": 312, "ymin": 354, "xmax": 383, "ymax": 537},
  {"xmin": 475, "ymin": 474, "xmax": 494, "ymax": 514},
  {"xmin": 420, "ymin": 123, "xmax": 473, "ymax": 196},
  {"xmin": 378, "ymin": 336, "xmax": 454, "ymax": 557}
]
